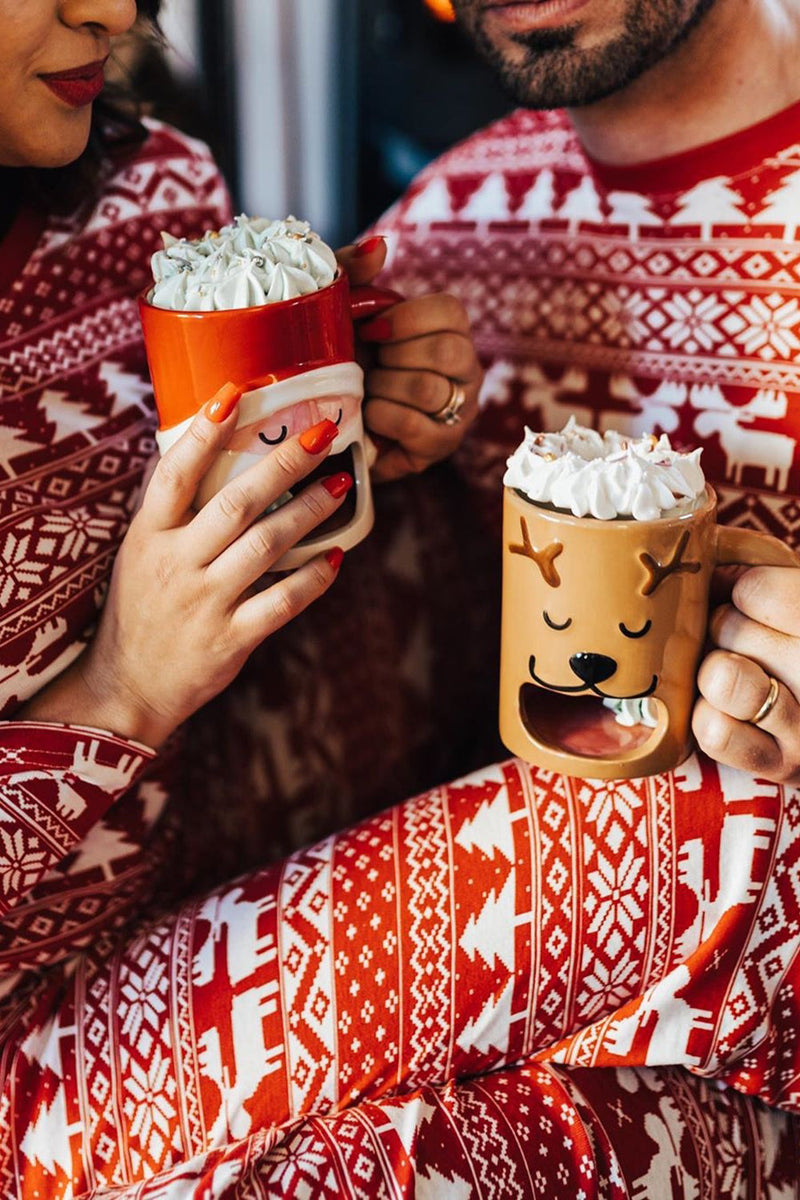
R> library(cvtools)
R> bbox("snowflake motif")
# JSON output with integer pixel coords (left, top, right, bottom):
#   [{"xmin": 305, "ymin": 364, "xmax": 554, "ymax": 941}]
[
  {"xmin": 579, "ymin": 781, "xmax": 642, "ymax": 835},
  {"xmin": 618, "ymin": 290, "xmax": 658, "ymax": 344},
  {"xmin": 728, "ymin": 293, "xmax": 800, "ymax": 359},
  {"xmin": 0, "ymin": 827, "xmax": 48, "ymax": 896},
  {"xmin": 548, "ymin": 281, "xmax": 592, "ymax": 340},
  {"xmin": 123, "ymin": 1044, "xmax": 177, "ymax": 1160},
  {"xmin": 0, "ymin": 530, "xmax": 48, "ymax": 606},
  {"xmin": 599, "ymin": 290, "xmax": 629, "ymax": 344},
  {"xmin": 39, "ymin": 507, "xmax": 117, "ymax": 563},
  {"xmin": 661, "ymin": 290, "xmax": 726, "ymax": 353},
  {"xmin": 119, "ymin": 956, "xmax": 168, "ymax": 1044},
  {"xmin": 717, "ymin": 1123, "xmax": 747, "ymax": 1197},
  {"xmin": 576, "ymin": 949, "xmax": 638, "ymax": 1019},
  {"xmin": 586, "ymin": 844, "xmax": 645, "ymax": 942}
]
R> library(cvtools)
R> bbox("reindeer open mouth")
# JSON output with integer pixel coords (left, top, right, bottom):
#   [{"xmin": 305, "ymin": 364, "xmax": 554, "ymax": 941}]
[
  {"xmin": 519, "ymin": 684, "xmax": 664, "ymax": 759},
  {"xmin": 504, "ymin": 511, "xmax": 701, "ymax": 764},
  {"xmin": 521, "ymin": 657, "xmax": 660, "ymax": 759}
]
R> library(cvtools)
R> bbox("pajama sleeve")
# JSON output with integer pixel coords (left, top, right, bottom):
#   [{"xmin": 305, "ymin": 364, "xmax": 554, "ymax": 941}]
[{"xmin": 0, "ymin": 722, "xmax": 155, "ymax": 914}]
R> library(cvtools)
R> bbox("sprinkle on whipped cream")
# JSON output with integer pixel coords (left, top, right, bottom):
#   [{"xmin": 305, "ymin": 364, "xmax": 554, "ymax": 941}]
[
  {"xmin": 149, "ymin": 215, "xmax": 338, "ymax": 311},
  {"xmin": 503, "ymin": 417, "xmax": 705, "ymax": 521}
]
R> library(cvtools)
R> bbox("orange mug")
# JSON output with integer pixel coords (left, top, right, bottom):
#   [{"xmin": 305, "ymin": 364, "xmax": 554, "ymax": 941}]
[
  {"xmin": 139, "ymin": 271, "xmax": 401, "ymax": 569},
  {"xmin": 499, "ymin": 483, "xmax": 799, "ymax": 779}
]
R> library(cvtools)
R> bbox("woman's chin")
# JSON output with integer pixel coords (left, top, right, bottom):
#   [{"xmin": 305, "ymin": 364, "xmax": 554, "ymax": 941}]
[
  {"xmin": 11, "ymin": 114, "xmax": 92, "ymax": 170},
  {"xmin": 37, "ymin": 133, "xmax": 91, "ymax": 169}
]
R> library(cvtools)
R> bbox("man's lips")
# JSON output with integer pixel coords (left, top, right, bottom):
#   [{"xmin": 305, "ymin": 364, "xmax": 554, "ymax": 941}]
[
  {"xmin": 482, "ymin": 0, "xmax": 590, "ymax": 31},
  {"xmin": 39, "ymin": 59, "xmax": 107, "ymax": 108}
]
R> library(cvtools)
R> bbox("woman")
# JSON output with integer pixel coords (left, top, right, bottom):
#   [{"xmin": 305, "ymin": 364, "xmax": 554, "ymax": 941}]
[{"xmin": 0, "ymin": 2, "xmax": 798, "ymax": 1198}]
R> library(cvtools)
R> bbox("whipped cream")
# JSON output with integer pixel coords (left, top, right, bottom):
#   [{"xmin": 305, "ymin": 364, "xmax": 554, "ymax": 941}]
[
  {"xmin": 503, "ymin": 418, "xmax": 705, "ymax": 521},
  {"xmin": 603, "ymin": 697, "xmax": 659, "ymax": 728},
  {"xmin": 149, "ymin": 215, "xmax": 338, "ymax": 311}
]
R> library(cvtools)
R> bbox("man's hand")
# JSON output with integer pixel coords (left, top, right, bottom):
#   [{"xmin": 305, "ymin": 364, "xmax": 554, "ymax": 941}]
[
  {"xmin": 693, "ymin": 566, "xmax": 800, "ymax": 783},
  {"xmin": 337, "ymin": 237, "xmax": 483, "ymax": 482}
]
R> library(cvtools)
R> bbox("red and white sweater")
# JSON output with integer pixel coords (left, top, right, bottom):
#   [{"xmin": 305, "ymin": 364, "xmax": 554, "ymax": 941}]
[
  {"xmin": 0, "ymin": 122, "xmax": 230, "ymax": 994},
  {"xmin": 5, "ymin": 98, "xmax": 800, "ymax": 1028},
  {"xmin": 376, "ymin": 102, "xmax": 800, "ymax": 552}
]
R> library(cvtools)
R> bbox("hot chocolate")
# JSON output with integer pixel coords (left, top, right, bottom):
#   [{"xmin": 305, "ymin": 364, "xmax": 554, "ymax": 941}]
[
  {"xmin": 498, "ymin": 420, "xmax": 798, "ymax": 779},
  {"xmin": 139, "ymin": 214, "xmax": 400, "ymax": 569},
  {"xmin": 503, "ymin": 417, "xmax": 705, "ymax": 521},
  {"xmin": 149, "ymin": 215, "xmax": 338, "ymax": 311}
]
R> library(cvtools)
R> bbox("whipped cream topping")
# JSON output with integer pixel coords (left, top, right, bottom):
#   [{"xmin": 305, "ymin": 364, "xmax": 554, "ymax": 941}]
[
  {"xmin": 503, "ymin": 418, "xmax": 705, "ymax": 521},
  {"xmin": 149, "ymin": 214, "xmax": 338, "ymax": 311},
  {"xmin": 603, "ymin": 696, "xmax": 659, "ymax": 728}
]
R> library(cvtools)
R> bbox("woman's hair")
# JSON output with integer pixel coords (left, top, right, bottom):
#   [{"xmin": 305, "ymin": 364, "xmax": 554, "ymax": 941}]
[{"xmin": 15, "ymin": 0, "xmax": 163, "ymax": 217}]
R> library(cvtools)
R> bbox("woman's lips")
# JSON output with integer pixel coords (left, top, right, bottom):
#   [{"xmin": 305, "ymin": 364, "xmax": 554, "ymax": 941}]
[{"xmin": 39, "ymin": 60, "xmax": 107, "ymax": 108}]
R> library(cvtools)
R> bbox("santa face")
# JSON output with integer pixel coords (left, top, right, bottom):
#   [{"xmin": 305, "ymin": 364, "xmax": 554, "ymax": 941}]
[
  {"xmin": 227, "ymin": 390, "xmax": 361, "ymax": 457},
  {"xmin": 156, "ymin": 361, "xmax": 375, "ymax": 568}
]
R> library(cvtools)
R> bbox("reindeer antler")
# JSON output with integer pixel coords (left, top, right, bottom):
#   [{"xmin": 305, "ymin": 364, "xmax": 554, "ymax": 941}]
[
  {"xmin": 509, "ymin": 517, "xmax": 563, "ymax": 587},
  {"xmin": 639, "ymin": 529, "xmax": 701, "ymax": 596}
]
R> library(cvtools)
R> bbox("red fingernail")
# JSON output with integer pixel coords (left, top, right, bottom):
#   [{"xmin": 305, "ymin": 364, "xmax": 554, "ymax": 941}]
[
  {"xmin": 353, "ymin": 235, "xmax": 385, "ymax": 258},
  {"xmin": 299, "ymin": 419, "xmax": 339, "ymax": 454},
  {"xmin": 206, "ymin": 382, "xmax": 241, "ymax": 423},
  {"xmin": 322, "ymin": 472, "xmax": 354, "ymax": 499},
  {"xmin": 326, "ymin": 547, "xmax": 344, "ymax": 571},
  {"xmin": 359, "ymin": 317, "xmax": 392, "ymax": 341}
]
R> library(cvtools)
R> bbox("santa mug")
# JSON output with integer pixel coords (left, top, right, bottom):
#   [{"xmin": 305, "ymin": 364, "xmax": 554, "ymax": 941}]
[
  {"xmin": 499, "ymin": 484, "xmax": 799, "ymax": 780},
  {"xmin": 139, "ymin": 271, "xmax": 400, "ymax": 569}
]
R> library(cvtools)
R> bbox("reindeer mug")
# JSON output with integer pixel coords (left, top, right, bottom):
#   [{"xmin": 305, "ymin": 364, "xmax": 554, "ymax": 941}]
[{"xmin": 499, "ymin": 483, "xmax": 799, "ymax": 779}]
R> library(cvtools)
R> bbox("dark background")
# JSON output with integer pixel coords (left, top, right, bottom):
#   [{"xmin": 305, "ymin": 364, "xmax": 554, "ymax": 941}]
[
  {"xmin": 138, "ymin": 0, "xmax": 512, "ymax": 232},
  {"xmin": 355, "ymin": 0, "xmax": 511, "ymax": 227}
]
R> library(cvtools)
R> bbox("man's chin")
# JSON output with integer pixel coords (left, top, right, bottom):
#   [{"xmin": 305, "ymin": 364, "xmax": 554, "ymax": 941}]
[
  {"xmin": 460, "ymin": 0, "xmax": 720, "ymax": 110},
  {"xmin": 475, "ymin": 35, "xmax": 607, "ymax": 109}
]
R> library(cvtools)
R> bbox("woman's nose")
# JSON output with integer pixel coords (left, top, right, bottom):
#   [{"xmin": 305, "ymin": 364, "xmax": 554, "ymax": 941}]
[{"xmin": 58, "ymin": 0, "xmax": 138, "ymax": 37}]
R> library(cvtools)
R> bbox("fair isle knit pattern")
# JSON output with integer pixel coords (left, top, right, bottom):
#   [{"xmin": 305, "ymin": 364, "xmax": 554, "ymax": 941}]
[
  {"xmin": 0, "ymin": 110, "xmax": 799, "ymax": 1196},
  {"xmin": 376, "ymin": 103, "xmax": 800, "ymax": 550}
]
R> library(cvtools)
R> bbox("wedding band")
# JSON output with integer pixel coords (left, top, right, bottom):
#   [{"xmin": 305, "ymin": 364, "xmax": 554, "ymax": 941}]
[
  {"xmin": 432, "ymin": 380, "xmax": 467, "ymax": 426},
  {"xmin": 749, "ymin": 674, "xmax": 780, "ymax": 726}
]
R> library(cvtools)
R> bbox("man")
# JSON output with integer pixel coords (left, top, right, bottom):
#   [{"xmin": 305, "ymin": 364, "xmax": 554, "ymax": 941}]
[
  {"xmin": 363, "ymin": 0, "xmax": 800, "ymax": 1193},
  {"xmin": 375, "ymin": 0, "xmax": 800, "ymax": 785}
]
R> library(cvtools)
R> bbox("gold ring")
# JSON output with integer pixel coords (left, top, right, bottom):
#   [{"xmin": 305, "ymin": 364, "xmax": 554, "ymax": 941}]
[
  {"xmin": 749, "ymin": 674, "xmax": 780, "ymax": 726},
  {"xmin": 432, "ymin": 380, "xmax": 467, "ymax": 426}
]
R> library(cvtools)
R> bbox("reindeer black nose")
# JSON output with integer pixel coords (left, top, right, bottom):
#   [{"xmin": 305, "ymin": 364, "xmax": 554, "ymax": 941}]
[{"xmin": 569, "ymin": 653, "xmax": 617, "ymax": 685}]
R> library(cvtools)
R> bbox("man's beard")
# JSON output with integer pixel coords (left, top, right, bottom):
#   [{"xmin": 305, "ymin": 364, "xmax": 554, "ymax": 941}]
[{"xmin": 457, "ymin": 0, "xmax": 718, "ymax": 109}]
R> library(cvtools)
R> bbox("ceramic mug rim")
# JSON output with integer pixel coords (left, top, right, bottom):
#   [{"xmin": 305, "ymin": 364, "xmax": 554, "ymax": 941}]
[
  {"xmin": 507, "ymin": 482, "xmax": 715, "ymax": 529},
  {"xmin": 137, "ymin": 267, "xmax": 344, "ymax": 322}
]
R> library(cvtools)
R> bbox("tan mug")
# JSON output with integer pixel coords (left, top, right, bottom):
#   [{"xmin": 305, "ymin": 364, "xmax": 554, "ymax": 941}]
[{"xmin": 499, "ymin": 484, "xmax": 799, "ymax": 779}]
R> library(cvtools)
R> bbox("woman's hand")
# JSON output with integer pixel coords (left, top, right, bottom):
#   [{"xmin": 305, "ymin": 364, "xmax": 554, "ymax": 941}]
[
  {"xmin": 24, "ymin": 388, "xmax": 350, "ymax": 749},
  {"xmin": 693, "ymin": 566, "xmax": 800, "ymax": 782},
  {"xmin": 337, "ymin": 238, "xmax": 483, "ymax": 483}
]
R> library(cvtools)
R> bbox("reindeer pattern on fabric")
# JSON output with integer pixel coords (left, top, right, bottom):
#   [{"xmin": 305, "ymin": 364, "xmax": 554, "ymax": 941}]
[{"xmin": 2, "ymin": 105, "xmax": 800, "ymax": 1195}]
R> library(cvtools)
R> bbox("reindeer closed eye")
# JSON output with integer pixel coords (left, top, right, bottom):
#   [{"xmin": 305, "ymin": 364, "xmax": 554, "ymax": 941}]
[{"xmin": 620, "ymin": 619, "xmax": 651, "ymax": 638}]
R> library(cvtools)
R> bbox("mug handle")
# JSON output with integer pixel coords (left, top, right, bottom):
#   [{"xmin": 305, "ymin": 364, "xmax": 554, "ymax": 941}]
[
  {"xmin": 348, "ymin": 284, "xmax": 403, "ymax": 321},
  {"xmin": 348, "ymin": 285, "xmax": 404, "ymax": 462},
  {"xmin": 715, "ymin": 525, "xmax": 800, "ymax": 568}
]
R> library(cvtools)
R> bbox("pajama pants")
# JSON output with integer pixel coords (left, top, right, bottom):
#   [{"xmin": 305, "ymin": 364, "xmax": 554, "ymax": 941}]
[{"xmin": 4, "ymin": 755, "xmax": 800, "ymax": 1197}]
